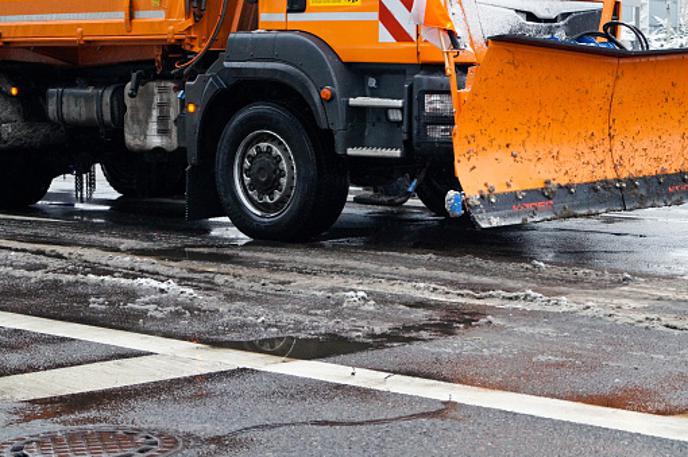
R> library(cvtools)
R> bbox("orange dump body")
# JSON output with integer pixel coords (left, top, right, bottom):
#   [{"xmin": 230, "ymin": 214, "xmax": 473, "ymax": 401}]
[{"xmin": 0, "ymin": 0, "xmax": 253, "ymax": 66}]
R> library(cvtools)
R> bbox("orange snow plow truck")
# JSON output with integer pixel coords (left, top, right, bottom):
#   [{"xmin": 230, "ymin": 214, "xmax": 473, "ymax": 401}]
[{"xmin": 0, "ymin": 0, "xmax": 687, "ymax": 240}]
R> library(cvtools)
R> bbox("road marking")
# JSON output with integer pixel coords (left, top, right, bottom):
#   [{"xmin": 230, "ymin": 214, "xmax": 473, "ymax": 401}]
[
  {"xmin": 1, "ymin": 311, "xmax": 687, "ymax": 442},
  {"xmin": 0, "ymin": 355, "xmax": 233, "ymax": 403},
  {"xmin": 0, "ymin": 214, "xmax": 70, "ymax": 223},
  {"xmin": 600, "ymin": 213, "xmax": 688, "ymax": 224}
]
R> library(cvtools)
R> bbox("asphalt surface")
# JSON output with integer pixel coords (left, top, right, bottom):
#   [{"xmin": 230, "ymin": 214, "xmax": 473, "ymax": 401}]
[{"xmin": 0, "ymin": 170, "xmax": 686, "ymax": 456}]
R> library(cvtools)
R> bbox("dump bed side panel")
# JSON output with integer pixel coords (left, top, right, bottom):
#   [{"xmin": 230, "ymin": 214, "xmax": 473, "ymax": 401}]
[{"xmin": 0, "ymin": 0, "xmax": 236, "ymax": 52}]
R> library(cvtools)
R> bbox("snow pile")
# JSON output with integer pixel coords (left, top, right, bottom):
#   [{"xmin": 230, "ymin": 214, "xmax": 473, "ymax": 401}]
[
  {"xmin": 532, "ymin": 354, "xmax": 579, "ymax": 365},
  {"xmin": 85, "ymin": 276, "xmax": 200, "ymax": 319},
  {"xmin": 124, "ymin": 299, "xmax": 191, "ymax": 319},
  {"xmin": 476, "ymin": 289, "xmax": 570, "ymax": 309},
  {"xmin": 88, "ymin": 297, "xmax": 108, "ymax": 310},
  {"xmin": 131, "ymin": 278, "xmax": 200, "ymax": 298},
  {"xmin": 84, "ymin": 275, "xmax": 201, "ymax": 300},
  {"xmin": 646, "ymin": 17, "xmax": 688, "ymax": 49},
  {"xmin": 340, "ymin": 291, "xmax": 377, "ymax": 310},
  {"xmin": 531, "ymin": 260, "xmax": 547, "ymax": 271}
]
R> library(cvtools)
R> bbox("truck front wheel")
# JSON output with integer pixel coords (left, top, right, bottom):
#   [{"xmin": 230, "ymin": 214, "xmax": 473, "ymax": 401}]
[
  {"xmin": 215, "ymin": 103, "xmax": 349, "ymax": 241},
  {"xmin": 0, "ymin": 154, "xmax": 52, "ymax": 209}
]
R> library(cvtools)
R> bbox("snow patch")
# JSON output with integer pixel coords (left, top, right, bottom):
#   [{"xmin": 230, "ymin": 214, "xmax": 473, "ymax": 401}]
[
  {"xmin": 477, "ymin": 289, "xmax": 570, "ymax": 308},
  {"xmin": 532, "ymin": 354, "xmax": 579, "ymax": 364},
  {"xmin": 531, "ymin": 260, "xmax": 547, "ymax": 271},
  {"xmin": 84, "ymin": 275, "xmax": 201, "ymax": 300},
  {"xmin": 83, "ymin": 276, "xmax": 200, "ymax": 319},
  {"xmin": 647, "ymin": 19, "xmax": 688, "ymax": 49},
  {"xmin": 340, "ymin": 291, "xmax": 378, "ymax": 310},
  {"xmin": 124, "ymin": 299, "xmax": 191, "ymax": 319},
  {"xmin": 88, "ymin": 297, "xmax": 108, "ymax": 310}
]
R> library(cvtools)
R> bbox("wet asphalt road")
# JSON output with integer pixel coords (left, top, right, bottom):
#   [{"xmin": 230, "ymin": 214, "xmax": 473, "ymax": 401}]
[{"xmin": 0, "ymin": 172, "xmax": 687, "ymax": 456}]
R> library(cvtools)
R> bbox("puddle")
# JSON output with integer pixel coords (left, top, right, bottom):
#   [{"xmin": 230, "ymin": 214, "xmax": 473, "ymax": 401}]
[
  {"xmin": 209, "ymin": 309, "xmax": 486, "ymax": 360},
  {"xmin": 214, "ymin": 336, "xmax": 375, "ymax": 360},
  {"xmin": 132, "ymin": 247, "xmax": 241, "ymax": 264}
]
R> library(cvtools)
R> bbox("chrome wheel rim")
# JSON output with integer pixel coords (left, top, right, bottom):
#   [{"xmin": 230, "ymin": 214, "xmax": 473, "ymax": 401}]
[{"xmin": 233, "ymin": 130, "xmax": 297, "ymax": 218}]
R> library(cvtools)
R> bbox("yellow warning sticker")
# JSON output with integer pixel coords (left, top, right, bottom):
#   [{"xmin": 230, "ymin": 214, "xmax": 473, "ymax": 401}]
[{"xmin": 309, "ymin": 0, "xmax": 361, "ymax": 6}]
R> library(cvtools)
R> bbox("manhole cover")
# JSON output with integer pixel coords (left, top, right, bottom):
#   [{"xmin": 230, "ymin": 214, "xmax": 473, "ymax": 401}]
[{"xmin": 0, "ymin": 427, "xmax": 181, "ymax": 457}]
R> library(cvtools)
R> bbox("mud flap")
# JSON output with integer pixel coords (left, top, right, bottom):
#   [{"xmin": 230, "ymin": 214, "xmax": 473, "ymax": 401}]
[{"xmin": 453, "ymin": 37, "xmax": 688, "ymax": 227}]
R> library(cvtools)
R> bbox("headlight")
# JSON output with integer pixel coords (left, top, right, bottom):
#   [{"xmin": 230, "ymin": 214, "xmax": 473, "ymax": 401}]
[
  {"xmin": 424, "ymin": 93, "xmax": 453, "ymax": 117},
  {"xmin": 426, "ymin": 124, "xmax": 453, "ymax": 139}
]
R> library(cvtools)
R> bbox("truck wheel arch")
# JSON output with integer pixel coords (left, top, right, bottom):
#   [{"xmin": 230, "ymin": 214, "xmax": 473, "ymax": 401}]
[
  {"xmin": 192, "ymin": 77, "xmax": 327, "ymax": 169},
  {"xmin": 185, "ymin": 32, "xmax": 354, "ymax": 220},
  {"xmin": 186, "ymin": 32, "xmax": 353, "ymax": 165},
  {"xmin": 185, "ymin": 75, "xmax": 337, "ymax": 221}
]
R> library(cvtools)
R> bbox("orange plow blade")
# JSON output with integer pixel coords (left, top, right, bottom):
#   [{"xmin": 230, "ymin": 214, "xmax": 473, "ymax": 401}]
[{"xmin": 454, "ymin": 37, "xmax": 688, "ymax": 227}]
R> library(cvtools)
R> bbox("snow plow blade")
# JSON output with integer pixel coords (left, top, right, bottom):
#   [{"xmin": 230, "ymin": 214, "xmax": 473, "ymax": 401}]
[{"xmin": 454, "ymin": 37, "xmax": 688, "ymax": 228}]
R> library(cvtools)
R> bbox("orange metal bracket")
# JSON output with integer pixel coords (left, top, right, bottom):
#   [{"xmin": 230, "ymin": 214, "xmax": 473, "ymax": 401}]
[
  {"xmin": 124, "ymin": 0, "xmax": 133, "ymax": 33},
  {"xmin": 599, "ymin": 0, "xmax": 618, "ymax": 31}
]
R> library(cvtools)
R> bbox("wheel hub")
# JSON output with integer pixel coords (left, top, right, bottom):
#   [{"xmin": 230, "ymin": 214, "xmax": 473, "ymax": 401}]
[
  {"xmin": 246, "ymin": 146, "xmax": 284, "ymax": 196},
  {"xmin": 234, "ymin": 131, "xmax": 296, "ymax": 218}
]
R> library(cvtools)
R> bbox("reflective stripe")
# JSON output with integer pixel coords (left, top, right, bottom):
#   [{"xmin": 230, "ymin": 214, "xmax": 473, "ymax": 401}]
[
  {"xmin": 288, "ymin": 12, "xmax": 378, "ymax": 21},
  {"xmin": 260, "ymin": 12, "xmax": 378, "ymax": 23},
  {"xmin": 0, "ymin": 10, "xmax": 165, "ymax": 23},
  {"xmin": 134, "ymin": 10, "xmax": 166, "ymax": 20},
  {"xmin": 349, "ymin": 97, "xmax": 404, "ymax": 108},
  {"xmin": 347, "ymin": 147, "xmax": 403, "ymax": 158},
  {"xmin": 380, "ymin": 0, "xmax": 416, "ymax": 40},
  {"xmin": 260, "ymin": 13, "xmax": 285, "ymax": 22},
  {"xmin": 379, "ymin": 22, "xmax": 395, "ymax": 43}
]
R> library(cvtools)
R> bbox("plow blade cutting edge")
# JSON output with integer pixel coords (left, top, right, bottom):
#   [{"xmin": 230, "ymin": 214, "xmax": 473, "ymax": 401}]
[{"xmin": 454, "ymin": 37, "xmax": 688, "ymax": 228}]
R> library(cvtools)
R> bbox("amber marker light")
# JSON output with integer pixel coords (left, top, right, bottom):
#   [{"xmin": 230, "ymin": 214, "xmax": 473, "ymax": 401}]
[
  {"xmin": 9, "ymin": 87, "xmax": 19, "ymax": 97},
  {"xmin": 320, "ymin": 86, "xmax": 334, "ymax": 102},
  {"xmin": 187, "ymin": 102, "xmax": 197, "ymax": 113}
]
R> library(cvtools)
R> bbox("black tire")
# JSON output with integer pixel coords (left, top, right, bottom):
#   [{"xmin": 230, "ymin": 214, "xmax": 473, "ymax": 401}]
[
  {"xmin": 0, "ymin": 154, "xmax": 52, "ymax": 209},
  {"xmin": 416, "ymin": 168, "xmax": 462, "ymax": 217},
  {"xmin": 215, "ymin": 103, "xmax": 349, "ymax": 242},
  {"xmin": 101, "ymin": 151, "xmax": 186, "ymax": 198}
]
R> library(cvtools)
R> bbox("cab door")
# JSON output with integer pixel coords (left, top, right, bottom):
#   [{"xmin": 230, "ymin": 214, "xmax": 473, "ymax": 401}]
[{"xmin": 284, "ymin": 0, "xmax": 418, "ymax": 63}]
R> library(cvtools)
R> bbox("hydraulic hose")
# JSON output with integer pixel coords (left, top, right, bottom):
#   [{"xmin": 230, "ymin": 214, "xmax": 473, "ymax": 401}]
[
  {"xmin": 571, "ymin": 29, "xmax": 626, "ymax": 50},
  {"xmin": 572, "ymin": 20, "xmax": 650, "ymax": 51},
  {"xmin": 175, "ymin": 0, "xmax": 230, "ymax": 77},
  {"xmin": 603, "ymin": 21, "xmax": 649, "ymax": 51}
]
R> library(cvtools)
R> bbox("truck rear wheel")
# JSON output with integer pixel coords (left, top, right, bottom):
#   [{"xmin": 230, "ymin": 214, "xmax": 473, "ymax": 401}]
[
  {"xmin": 416, "ymin": 167, "xmax": 462, "ymax": 217},
  {"xmin": 101, "ymin": 151, "xmax": 186, "ymax": 198},
  {"xmin": 215, "ymin": 103, "xmax": 349, "ymax": 241},
  {"xmin": 0, "ymin": 154, "xmax": 52, "ymax": 209}
]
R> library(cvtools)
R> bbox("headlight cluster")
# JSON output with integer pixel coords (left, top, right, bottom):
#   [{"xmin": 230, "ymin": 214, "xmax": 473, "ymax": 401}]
[
  {"xmin": 424, "ymin": 93, "xmax": 453, "ymax": 117},
  {"xmin": 422, "ymin": 93, "xmax": 454, "ymax": 140}
]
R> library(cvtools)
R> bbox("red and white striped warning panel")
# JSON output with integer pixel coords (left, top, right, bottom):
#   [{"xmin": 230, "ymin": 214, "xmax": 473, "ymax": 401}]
[{"xmin": 379, "ymin": 0, "xmax": 416, "ymax": 42}]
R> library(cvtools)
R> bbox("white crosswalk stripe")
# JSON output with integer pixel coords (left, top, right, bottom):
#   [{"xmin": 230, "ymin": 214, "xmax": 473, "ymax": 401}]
[
  {"xmin": 0, "ymin": 355, "xmax": 233, "ymax": 402},
  {"xmin": 1, "ymin": 311, "xmax": 687, "ymax": 443}
]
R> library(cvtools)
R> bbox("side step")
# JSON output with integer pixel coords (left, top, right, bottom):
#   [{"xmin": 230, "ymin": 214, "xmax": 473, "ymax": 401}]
[
  {"xmin": 347, "ymin": 97, "xmax": 404, "ymax": 159},
  {"xmin": 348, "ymin": 97, "xmax": 404, "ymax": 109},
  {"xmin": 346, "ymin": 147, "xmax": 402, "ymax": 158}
]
